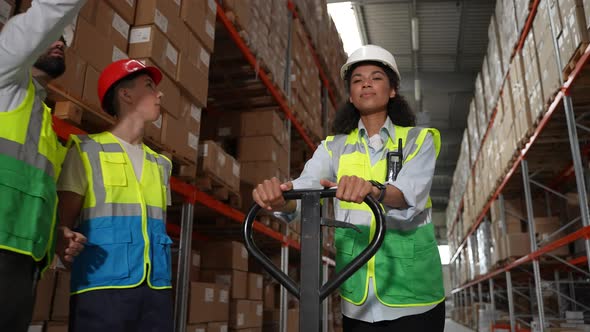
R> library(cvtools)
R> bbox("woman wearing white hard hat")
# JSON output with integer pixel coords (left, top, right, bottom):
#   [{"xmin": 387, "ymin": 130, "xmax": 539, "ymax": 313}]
[{"xmin": 252, "ymin": 45, "xmax": 445, "ymax": 331}]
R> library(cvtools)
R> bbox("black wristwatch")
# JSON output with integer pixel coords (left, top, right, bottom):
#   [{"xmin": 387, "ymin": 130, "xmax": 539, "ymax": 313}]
[{"xmin": 368, "ymin": 180, "xmax": 387, "ymax": 202}]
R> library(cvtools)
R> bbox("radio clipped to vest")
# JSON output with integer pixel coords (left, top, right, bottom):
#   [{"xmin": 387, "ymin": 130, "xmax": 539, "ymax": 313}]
[{"xmin": 386, "ymin": 138, "xmax": 403, "ymax": 182}]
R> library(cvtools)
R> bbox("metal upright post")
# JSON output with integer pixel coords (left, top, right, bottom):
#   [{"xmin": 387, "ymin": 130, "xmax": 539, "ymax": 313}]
[
  {"xmin": 174, "ymin": 202, "xmax": 195, "ymax": 332},
  {"xmin": 489, "ymin": 278, "xmax": 496, "ymax": 326},
  {"xmin": 522, "ymin": 160, "xmax": 546, "ymax": 331},
  {"xmin": 279, "ymin": 9, "xmax": 294, "ymax": 332},
  {"xmin": 322, "ymin": 262, "xmax": 329, "ymax": 332},
  {"xmin": 547, "ymin": 0, "xmax": 590, "ymax": 272},
  {"xmin": 568, "ymin": 272, "xmax": 576, "ymax": 311},
  {"xmin": 554, "ymin": 270, "xmax": 563, "ymax": 317},
  {"xmin": 478, "ymin": 282, "xmax": 483, "ymax": 303},
  {"xmin": 506, "ymin": 271, "xmax": 516, "ymax": 332},
  {"xmin": 280, "ymin": 241, "xmax": 289, "ymax": 332}
]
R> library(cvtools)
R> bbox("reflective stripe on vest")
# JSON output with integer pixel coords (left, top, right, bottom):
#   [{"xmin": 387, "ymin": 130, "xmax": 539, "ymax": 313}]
[
  {"xmin": 325, "ymin": 125, "xmax": 445, "ymax": 307},
  {"xmin": 69, "ymin": 133, "xmax": 172, "ymax": 294},
  {"xmin": 0, "ymin": 78, "xmax": 65, "ymax": 264}
]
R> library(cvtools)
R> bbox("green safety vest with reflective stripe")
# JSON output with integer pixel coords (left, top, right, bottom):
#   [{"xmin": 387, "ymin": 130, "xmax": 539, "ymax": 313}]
[
  {"xmin": 0, "ymin": 78, "xmax": 66, "ymax": 266},
  {"xmin": 325, "ymin": 125, "xmax": 446, "ymax": 307},
  {"xmin": 68, "ymin": 132, "xmax": 173, "ymax": 294}
]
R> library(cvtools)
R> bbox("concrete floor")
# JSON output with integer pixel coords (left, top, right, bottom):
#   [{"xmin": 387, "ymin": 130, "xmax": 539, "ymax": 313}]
[{"xmin": 445, "ymin": 319, "xmax": 476, "ymax": 332}]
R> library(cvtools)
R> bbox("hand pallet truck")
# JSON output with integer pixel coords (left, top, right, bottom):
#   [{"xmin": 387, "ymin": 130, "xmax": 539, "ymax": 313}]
[{"xmin": 243, "ymin": 188, "xmax": 386, "ymax": 331}]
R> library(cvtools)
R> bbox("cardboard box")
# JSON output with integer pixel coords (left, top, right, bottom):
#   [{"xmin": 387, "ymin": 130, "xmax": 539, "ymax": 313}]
[
  {"xmin": 162, "ymin": 111, "xmax": 198, "ymax": 162},
  {"xmin": 0, "ymin": 0, "xmax": 16, "ymax": 31},
  {"xmin": 200, "ymin": 241, "xmax": 249, "ymax": 271},
  {"xmin": 31, "ymin": 269, "xmax": 56, "ymax": 321},
  {"xmin": 238, "ymin": 136, "xmax": 288, "ymax": 173},
  {"xmin": 240, "ymin": 110, "xmax": 289, "ymax": 147},
  {"xmin": 208, "ymin": 322, "xmax": 229, "ymax": 332},
  {"xmin": 129, "ymin": 25, "xmax": 179, "ymax": 81},
  {"xmin": 82, "ymin": 65, "xmax": 101, "ymax": 111},
  {"xmin": 197, "ymin": 141, "xmax": 239, "ymax": 191},
  {"xmin": 247, "ymin": 273, "xmax": 263, "ymax": 300},
  {"xmin": 52, "ymin": 48, "xmax": 87, "ymax": 100},
  {"xmin": 505, "ymin": 233, "xmax": 531, "ymax": 258},
  {"xmin": 188, "ymin": 282, "xmax": 230, "ymax": 323},
  {"xmin": 46, "ymin": 321, "xmax": 68, "ymax": 332},
  {"xmin": 106, "ymin": 0, "xmax": 136, "ymax": 25},
  {"xmin": 51, "ymin": 271, "xmax": 71, "ymax": 321},
  {"xmin": 240, "ymin": 160, "xmax": 288, "ymax": 186},
  {"xmin": 230, "ymin": 300, "xmax": 250, "ymax": 329},
  {"xmin": 250, "ymin": 301, "xmax": 263, "ymax": 328},
  {"xmin": 201, "ymin": 269, "xmax": 248, "ymax": 299},
  {"xmin": 78, "ymin": 0, "xmax": 130, "ymax": 53},
  {"xmin": 287, "ymin": 309, "xmax": 299, "ymax": 332},
  {"xmin": 135, "ymin": 0, "xmax": 185, "ymax": 51},
  {"xmin": 181, "ymin": 0, "xmax": 216, "ymax": 52},
  {"xmin": 177, "ymin": 52, "xmax": 209, "ymax": 108},
  {"xmin": 186, "ymin": 324, "xmax": 207, "ymax": 332},
  {"xmin": 263, "ymin": 284, "xmax": 276, "ymax": 309},
  {"xmin": 28, "ymin": 322, "xmax": 45, "ymax": 332},
  {"xmin": 73, "ymin": 16, "xmax": 128, "ymax": 72}
]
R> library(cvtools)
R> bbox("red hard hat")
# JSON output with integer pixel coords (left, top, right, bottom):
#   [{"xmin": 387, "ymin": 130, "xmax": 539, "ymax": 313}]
[{"xmin": 97, "ymin": 59, "xmax": 162, "ymax": 110}]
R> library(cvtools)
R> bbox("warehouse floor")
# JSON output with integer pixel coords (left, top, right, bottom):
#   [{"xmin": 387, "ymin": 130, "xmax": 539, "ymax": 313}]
[{"xmin": 445, "ymin": 319, "xmax": 475, "ymax": 332}]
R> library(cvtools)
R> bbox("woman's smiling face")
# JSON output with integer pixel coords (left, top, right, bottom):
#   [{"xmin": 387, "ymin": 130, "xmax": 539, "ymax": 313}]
[{"xmin": 348, "ymin": 64, "xmax": 396, "ymax": 114}]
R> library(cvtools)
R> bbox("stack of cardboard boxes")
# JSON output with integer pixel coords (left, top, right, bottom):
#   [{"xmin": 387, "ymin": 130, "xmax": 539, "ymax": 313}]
[
  {"xmin": 28, "ymin": 264, "xmax": 71, "ymax": 332},
  {"xmin": 187, "ymin": 241, "xmax": 264, "ymax": 332}
]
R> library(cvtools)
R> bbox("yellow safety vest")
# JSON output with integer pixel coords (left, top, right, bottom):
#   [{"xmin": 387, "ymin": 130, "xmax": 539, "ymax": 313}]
[
  {"xmin": 0, "ymin": 78, "xmax": 66, "ymax": 266},
  {"xmin": 325, "ymin": 125, "xmax": 446, "ymax": 307},
  {"xmin": 68, "ymin": 132, "xmax": 173, "ymax": 294}
]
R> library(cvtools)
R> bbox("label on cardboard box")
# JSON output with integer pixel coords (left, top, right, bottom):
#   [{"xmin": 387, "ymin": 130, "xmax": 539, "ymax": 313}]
[
  {"xmin": 0, "ymin": 1, "xmax": 12, "ymax": 24},
  {"xmin": 188, "ymin": 133, "xmax": 199, "ymax": 151},
  {"xmin": 192, "ymin": 253, "xmax": 200, "ymax": 267},
  {"xmin": 126, "ymin": 0, "xmax": 134, "ymax": 7},
  {"xmin": 206, "ymin": 21, "xmax": 215, "ymax": 40},
  {"xmin": 256, "ymin": 276, "xmax": 262, "ymax": 289},
  {"xmin": 112, "ymin": 46, "xmax": 127, "ymax": 62},
  {"xmin": 208, "ymin": 0, "xmax": 217, "ymax": 13},
  {"xmin": 232, "ymin": 163, "xmax": 240, "ymax": 177},
  {"xmin": 130, "ymin": 27, "xmax": 151, "ymax": 43},
  {"xmin": 112, "ymin": 13, "xmax": 130, "ymax": 39},
  {"xmin": 200, "ymin": 49, "xmax": 210, "ymax": 67},
  {"xmin": 191, "ymin": 105, "xmax": 201, "ymax": 122},
  {"xmin": 215, "ymin": 275, "xmax": 231, "ymax": 286},
  {"xmin": 217, "ymin": 153, "xmax": 226, "ymax": 166},
  {"xmin": 241, "ymin": 247, "xmax": 248, "ymax": 259},
  {"xmin": 219, "ymin": 289, "xmax": 229, "ymax": 303},
  {"xmin": 200, "ymin": 144, "xmax": 208, "ymax": 157},
  {"xmin": 173, "ymin": 0, "xmax": 181, "ymax": 6},
  {"xmin": 256, "ymin": 304, "xmax": 263, "ymax": 316},
  {"xmin": 166, "ymin": 43, "xmax": 178, "ymax": 65},
  {"xmin": 272, "ymin": 151, "xmax": 277, "ymax": 162},
  {"xmin": 220, "ymin": 326, "xmax": 227, "ymax": 332},
  {"xmin": 195, "ymin": 329, "xmax": 205, "ymax": 332},
  {"xmin": 154, "ymin": 9, "xmax": 168, "ymax": 33},
  {"xmin": 218, "ymin": 127, "xmax": 231, "ymax": 137},
  {"xmin": 205, "ymin": 288, "xmax": 214, "ymax": 302},
  {"xmin": 237, "ymin": 313, "xmax": 245, "ymax": 327}
]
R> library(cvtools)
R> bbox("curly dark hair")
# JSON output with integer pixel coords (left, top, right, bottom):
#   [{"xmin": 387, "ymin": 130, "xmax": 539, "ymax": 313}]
[{"xmin": 332, "ymin": 61, "xmax": 416, "ymax": 135}]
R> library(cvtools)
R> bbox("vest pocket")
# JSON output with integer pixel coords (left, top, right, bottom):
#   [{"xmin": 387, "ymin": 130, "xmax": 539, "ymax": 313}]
[
  {"xmin": 335, "ymin": 228, "xmax": 365, "ymax": 296},
  {"xmin": 151, "ymin": 233, "xmax": 173, "ymax": 281},
  {"xmin": 73, "ymin": 225, "xmax": 132, "ymax": 284},
  {"xmin": 0, "ymin": 167, "xmax": 54, "ymax": 246},
  {"xmin": 375, "ymin": 233, "xmax": 415, "ymax": 300},
  {"xmin": 412, "ymin": 243, "xmax": 444, "ymax": 300},
  {"xmin": 100, "ymin": 153, "xmax": 128, "ymax": 187}
]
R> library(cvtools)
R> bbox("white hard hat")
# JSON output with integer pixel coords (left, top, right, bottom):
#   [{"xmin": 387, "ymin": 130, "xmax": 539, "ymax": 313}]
[{"xmin": 340, "ymin": 45, "xmax": 401, "ymax": 81}]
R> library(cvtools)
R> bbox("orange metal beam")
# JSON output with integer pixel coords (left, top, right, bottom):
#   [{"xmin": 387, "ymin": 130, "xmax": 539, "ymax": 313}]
[
  {"xmin": 216, "ymin": 4, "xmax": 317, "ymax": 152},
  {"xmin": 452, "ymin": 226, "xmax": 590, "ymax": 294}
]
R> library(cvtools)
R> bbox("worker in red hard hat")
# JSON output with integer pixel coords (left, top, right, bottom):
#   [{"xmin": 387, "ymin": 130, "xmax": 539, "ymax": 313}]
[{"xmin": 57, "ymin": 59, "xmax": 174, "ymax": 332}]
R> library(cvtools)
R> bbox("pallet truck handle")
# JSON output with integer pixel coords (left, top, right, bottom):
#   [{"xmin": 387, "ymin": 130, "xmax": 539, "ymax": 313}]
[{"xmin": 243, "ymin": 188, "xmax": 386, "ymax": 301}]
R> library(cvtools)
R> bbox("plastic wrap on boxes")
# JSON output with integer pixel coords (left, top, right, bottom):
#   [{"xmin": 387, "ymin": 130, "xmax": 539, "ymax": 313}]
[
  {"xmin": 466, "ymin": 234, "xmax": 478, "ymax": 280},
  {"xmin": 496, "ymin": 0, "xmax": 518, "ymax": 75},
  {"xmin": 467, "ymin": 103, "xmax": 480, "ymax": 167},
  {"xmin": 486, "ymin": 15, "xmax": 504, "ymax": 112},
  {"xmin": 476, "ymin": 221, "xmax": 493, "ymax": 276}
]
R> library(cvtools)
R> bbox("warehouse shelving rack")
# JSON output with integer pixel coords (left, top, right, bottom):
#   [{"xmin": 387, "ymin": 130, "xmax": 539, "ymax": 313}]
[
  {"xmin": 447, "ymin": 1, "xmax": 590, "ymax": 331},
  {"xmin": 49, "ymin": 1, "xmax": 342, "ymax": 332}
]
